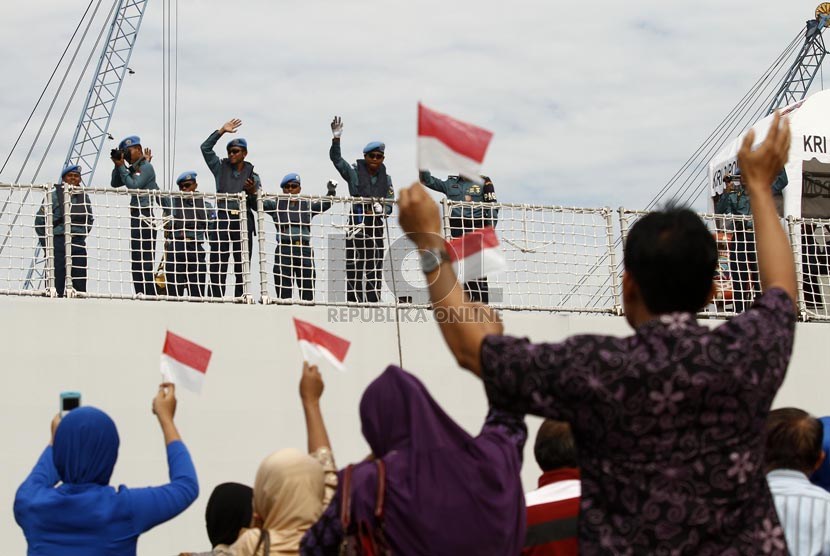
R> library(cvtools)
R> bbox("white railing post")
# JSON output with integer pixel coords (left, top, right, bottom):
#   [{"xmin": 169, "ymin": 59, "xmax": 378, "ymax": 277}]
[
  {"xmin": 43, "ymin": 185, "xmax": 57, "ymax": 297},
  {"xmin": 787, "ymin": 216, "xmax": 807, "ymax": 320},
  {"xmin": 239, "ymin": 193, "xmax": 252, "ymax": 304},
  {"xmin": 257, "ymin": 193, "xmax": 270, "ymax": 304},
  {"xmin": 62, "ymin": 186, "xmax": 76, "ymax": 298},
  {"xmin": 603, "ymin": 208, "xmax": 622, "ymax": 315},
  {"xmin": 441, "ymin": 198, "xmax": 451, "ymax": 239}
]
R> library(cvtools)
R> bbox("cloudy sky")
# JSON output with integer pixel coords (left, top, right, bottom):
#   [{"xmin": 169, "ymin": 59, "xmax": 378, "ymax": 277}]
[{"xmin": 0, "ymin": 0, "xmax": 824, "ymax": 210}]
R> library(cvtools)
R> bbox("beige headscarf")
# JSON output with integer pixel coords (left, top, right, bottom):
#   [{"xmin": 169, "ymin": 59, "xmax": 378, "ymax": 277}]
[{"xmin": 232, "ymin": 448, "xmax": 327, "ymax": 556}]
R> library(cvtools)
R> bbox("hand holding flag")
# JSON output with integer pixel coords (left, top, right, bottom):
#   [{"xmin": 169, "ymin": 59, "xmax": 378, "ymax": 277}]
[
  {"xmin": 294, "ymin": 318, "xmax": 351, "ymax": 371},
  {"xmin": 160, "ymin": 331, "xmax": 212, "ymax": 394}
]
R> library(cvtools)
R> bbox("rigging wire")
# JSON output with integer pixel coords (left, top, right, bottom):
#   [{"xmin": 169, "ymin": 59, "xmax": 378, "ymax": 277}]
[
  {"xmin": 0, "ymin": 0, "xmax": 97, "ymax": 178},
  {"xmin": 162, "ymin": 0, "xmax": 167, "ymax": 190},
  {"xmin": 0, "ymin": 0, "xmax": 116, "ymax": 257},
  {"xmin": 644, "ymin": 27, "xmax": 804, "ymax": 211},
  {"xmin": 12, "ymin": 0, "xmax": 107, "ymax": 184},
  {"xmin": 171, "ymin": 0, "xmax": 179, "ymax": 186}
]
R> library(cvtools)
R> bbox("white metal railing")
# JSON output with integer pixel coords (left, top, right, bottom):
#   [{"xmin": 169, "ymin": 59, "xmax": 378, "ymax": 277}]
[{"xmin": 4, "ymin": 182, "xmax": 830, "ymax": 320}]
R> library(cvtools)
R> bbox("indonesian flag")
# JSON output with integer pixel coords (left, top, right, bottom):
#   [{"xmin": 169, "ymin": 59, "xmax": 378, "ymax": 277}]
[
  {"xmin": 293, "ymin": 318, "xmax": 351, "ymax": 371},
  {"xmin": 446, "ymin": 227, "xmax": 506, "ymax": 283},
  {"xmin": 160, "ymin": 331, "xmax": 212, "ymax": 393},
  {"xmin": 418, "ymin": 103, "xmax": 493, "ymax": 182}
]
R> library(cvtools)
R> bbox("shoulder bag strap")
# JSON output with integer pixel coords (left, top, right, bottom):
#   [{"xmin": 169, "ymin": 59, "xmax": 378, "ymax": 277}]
[
  {"xmin": 374, "ymin": 459, "xmax": 386, "ymax": 520},
  {"xmin": 341, "ymin": 464, "xmax": 354, "ymax": 530}
]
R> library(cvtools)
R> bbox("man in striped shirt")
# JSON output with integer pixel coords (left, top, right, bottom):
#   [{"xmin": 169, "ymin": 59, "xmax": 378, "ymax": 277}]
[
  {"xmin": 523, "ymin": 420, "xmax": 580, "ymax": 556},
  {"xmin": 766, "ymin": 407, "xmax": 830, "ymax": 556}
]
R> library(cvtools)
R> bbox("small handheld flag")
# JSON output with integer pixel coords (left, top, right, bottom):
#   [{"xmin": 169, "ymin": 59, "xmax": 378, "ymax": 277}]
[
  {"xmin": 293, "ymin": 318, "xmax": 351, "ymax": 371},
  {"xmin": 160, "ymin": 331, "xmax": 212, "ymax": 393},
  {"xmin": 446, "ymin": 227, "xmax": 506, "ymax": 283},
  {"xmin": 417, "ymin": 103, "xmax": 494, "ymax": 182}
]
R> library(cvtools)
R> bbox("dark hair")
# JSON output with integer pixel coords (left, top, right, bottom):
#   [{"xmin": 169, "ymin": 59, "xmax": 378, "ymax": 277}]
[
  {"xmin": 765, "ymin": 408, "xmax": 824, "ymax": 474},
  {"xmin": 534, "ymin": 420, "xmax": 578, "ymax": 471},
  {"xmin": 624, "ymin": 206, "xmax": 717, "ymax": 314},
  {"xmin": 205, "ymin": 482, "xmax": 254, "ymax": 547}
]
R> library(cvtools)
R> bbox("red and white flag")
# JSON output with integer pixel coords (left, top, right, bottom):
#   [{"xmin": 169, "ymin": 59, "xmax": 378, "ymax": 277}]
[
  {"xmin": 418, "ymin": 103, "xmax": 493, "ymax": 182},
  {"xmin": 446, "ymin": 227, "xmax": 506, "ymax": 283},
  {"xmin": 160, "ymin": 331, "xmax": 212, "ymax": 393},
  {"xmin": 293, "ymin": 318, "xmax": 351, "ymax": 372}
]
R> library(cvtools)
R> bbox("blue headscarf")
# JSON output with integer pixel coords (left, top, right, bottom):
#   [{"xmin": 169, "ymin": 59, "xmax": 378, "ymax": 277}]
[
  {"xmin": 52, "ymin": 407, "xmax": 120, "ymax": 485},
  {"xmin": 812, "ymin": 416, "xmax": 830, "ymax": 491}
]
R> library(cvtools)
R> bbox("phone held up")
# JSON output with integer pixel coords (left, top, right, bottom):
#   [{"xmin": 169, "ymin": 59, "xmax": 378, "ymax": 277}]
[{"xmin": 60, "ymin": 391, "xmax": 81, "ymax": 417}]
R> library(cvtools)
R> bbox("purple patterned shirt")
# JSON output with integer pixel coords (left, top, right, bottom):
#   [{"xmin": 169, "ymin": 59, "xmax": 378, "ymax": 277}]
[{"xmin": 482, "ymin": 288, "xmax": 796, "ymax": 555}]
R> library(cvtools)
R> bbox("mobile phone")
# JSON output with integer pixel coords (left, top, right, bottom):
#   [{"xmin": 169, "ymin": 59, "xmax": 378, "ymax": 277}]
[{"xmin": 60, "ymin": 391, "xmax": 81, "ymax": 417}]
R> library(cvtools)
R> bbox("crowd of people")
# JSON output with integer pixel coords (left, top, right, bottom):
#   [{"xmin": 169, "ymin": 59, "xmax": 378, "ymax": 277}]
[
  {"xmin": 35, "ymin": 117, "xmax": 499, "ymax": 302},
  {"xmin": 14, "ymin": 113, "xmax": 830, "ymax": 555}
]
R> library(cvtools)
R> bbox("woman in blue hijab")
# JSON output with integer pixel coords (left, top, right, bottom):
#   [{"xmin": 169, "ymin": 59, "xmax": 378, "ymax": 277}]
[{"xmin": 14, "ymin": 384, "xmax": 199, "ymax": 555}]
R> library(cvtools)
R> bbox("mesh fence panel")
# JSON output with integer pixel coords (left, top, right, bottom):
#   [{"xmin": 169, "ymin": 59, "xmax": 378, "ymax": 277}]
[
  {"xmin": 62, "ymin": 187, "xmax": 249, "ymax": 302},
  {"xmin": 3, "ymin": 182, "xmax": 828, "ymax": 318},
  {"xmin": 0, "ymin": 184, "xmax": 53, "ymax": 296}
]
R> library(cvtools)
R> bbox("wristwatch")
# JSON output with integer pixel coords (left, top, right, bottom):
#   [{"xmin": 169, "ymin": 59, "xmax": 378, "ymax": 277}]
[{"xmin": 420, "ymin": 246, "xmax": 450, "ymax": 274}]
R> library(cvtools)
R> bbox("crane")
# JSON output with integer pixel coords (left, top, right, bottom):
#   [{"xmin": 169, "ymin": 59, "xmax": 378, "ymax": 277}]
[{"xmin": 17, "ymin": 0, "xmax": 151, "ymax": 291}]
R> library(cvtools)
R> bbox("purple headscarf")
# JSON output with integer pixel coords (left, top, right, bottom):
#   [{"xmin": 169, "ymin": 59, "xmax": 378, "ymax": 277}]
[{"xmin": 344, "ymin": 365, "xmax": 525, "ymax": 556}]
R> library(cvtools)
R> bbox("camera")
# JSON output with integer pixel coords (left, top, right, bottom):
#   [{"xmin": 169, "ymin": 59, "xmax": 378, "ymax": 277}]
[{"xmin": 110, "ymin": 148, "xmax": 124, "ymax": 161}]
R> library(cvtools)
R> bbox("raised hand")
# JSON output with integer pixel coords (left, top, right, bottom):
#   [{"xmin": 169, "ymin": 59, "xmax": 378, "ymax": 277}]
[
  {"xmin": 331, "ymin": 116, "xmax": 343, "ymax": 139},
  {"xmin": 737, "ymin": 111, "xmax": 791, "ymax": 196},
  {"xmin": 152, "ymin": 383, "xmax": 177, "ymax": 422},
  {"xmin": 300, "ymin": 361, "xmax": 324, "ymax": 404},
  {"xmin": 220, "ymin": 118, "xmax": 243, "ymax": 135},
  {"xmin": 143, "ymin": 147, "xmax": 153, "ymax": 162}
]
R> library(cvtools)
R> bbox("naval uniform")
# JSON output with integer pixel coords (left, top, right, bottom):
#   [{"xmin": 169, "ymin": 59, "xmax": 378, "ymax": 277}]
[
  {"xmin": 420, "ymin": 170, "xmax": 499, "ymax": 303},
  {"xmin": 201, "ymin": 131, "xmax": 261, "ymax": 298},
  {"xmin": 263, "ymin": 195, "xmax": 332, "ymax": 301},
  {"xmin": 330, "ymin": 140, "xmax": 394, "ymax": 303},
  {"xmin": 35, "ymin": 183, "xmax": 94, "ymax": 297},
  {"xmin": 111, "ymin": 157, "xmax": 159, "ymax": 296}
]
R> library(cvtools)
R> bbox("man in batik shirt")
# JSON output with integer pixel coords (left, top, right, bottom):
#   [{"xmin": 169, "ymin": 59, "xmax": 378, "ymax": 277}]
[{"xmin": 397, "ymin": 112, "xmax": 797, "ymax": 555}]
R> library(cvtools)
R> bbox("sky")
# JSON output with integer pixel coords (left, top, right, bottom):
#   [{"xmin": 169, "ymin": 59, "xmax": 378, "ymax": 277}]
[{"xmin": 0, "ymin": 0, "xmax": 825, "ymax": 210}]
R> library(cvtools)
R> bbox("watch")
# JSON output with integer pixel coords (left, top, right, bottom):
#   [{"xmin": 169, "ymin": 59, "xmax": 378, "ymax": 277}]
[{"xmin": 420, "ymin": 246, "xmax": 450, "ymax": 274}]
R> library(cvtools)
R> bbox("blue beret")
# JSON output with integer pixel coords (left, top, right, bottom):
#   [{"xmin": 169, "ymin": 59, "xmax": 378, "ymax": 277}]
[
  {"xmin": 176, "ymin": 171, "xmax": 198, "ymax": 185},
  {"xmin": 227, "ymin": 138, "xmax": 248, "ymax": 150},
  {"xmin": 280, "ymin": 173, "xmax": 301, "ymax": 188},
  {"xmin": 61, "ymin": 164, "xmax": 82, "ymax": 178},
  {"xmin": 363, "ymin": 141, "xmax": 385, "ymax": 154},
  {"xmin": 118, "ymin": 136, "xmax": 141, "ymax": 150}
]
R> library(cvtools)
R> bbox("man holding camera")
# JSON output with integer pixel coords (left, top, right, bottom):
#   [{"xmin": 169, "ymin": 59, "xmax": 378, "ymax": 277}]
[
  {"xmin": 201, "ymin": 118, "xmax": 261, "ymax": 299},
  {"xmin": 110, "ymin": 135, "xmax": 160, "ymax": 296},
  {"xmin": 716, "ymin": 169, "xmax": 758, "ymax": 312},
  {"xmin": 329, "ymin": 116, "xmax": 393, "ymax": 303},
  {"xmin": 419, "ymin": 171, "xmax": 498, "ymax": 303},
  {"xmin": 263, "ymin": 173, "xmax": 336, "ymax": 301}
]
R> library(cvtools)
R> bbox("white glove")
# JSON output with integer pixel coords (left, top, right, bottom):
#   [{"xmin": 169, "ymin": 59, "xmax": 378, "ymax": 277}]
[
  {"xmin": 373, "ymin": 202, "xmax": 383, "ymax": 215},
  {"xmin": 331, "ymin": 116, "xmax": 343, "ymax": 139}
]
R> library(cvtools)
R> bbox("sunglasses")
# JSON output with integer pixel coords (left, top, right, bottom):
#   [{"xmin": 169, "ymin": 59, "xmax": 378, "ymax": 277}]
[
  {"xmin": 178, "ymin": 181, "xmax": 196, "ymax": 189},
  {"xmin": 282, "ymin": 183, "xmax": 300, "ymax": 190},
  {"xmin": 227, "ymin": 148, "xmax": 244, "ymax": 155},
  {"xmin": 365, "ymin": 152, "xmax": 384, "ymax": 160}
]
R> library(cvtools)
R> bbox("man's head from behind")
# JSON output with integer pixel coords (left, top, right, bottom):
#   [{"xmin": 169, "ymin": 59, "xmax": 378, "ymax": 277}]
[
  {"xmin": 623, "ymin": 207, "xmax": 717, "ymax": 324},
  {"xmin": 765, "ymin": 407, "xmax": 825, "ymax": 475},
  {"xmin": 534, "ymin": 419, "xmax": 578, "ymax": 472}
]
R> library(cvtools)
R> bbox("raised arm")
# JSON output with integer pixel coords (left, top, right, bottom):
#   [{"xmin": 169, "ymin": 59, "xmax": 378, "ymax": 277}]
[
  {"xmin": 129, "ymin": 383, "xmax": 198, "ymax": 533},
  {"xmin": 14, "ymin": 414, "xmax": 64, "ymax": 525},
  {"xmin": 329, "ymin": 116, "xmax": 358, "ymax": 189},
  {"xmin": 738, "ymin": 112, "xmax": 797, "ymax": 303},
  {"xmin": 398, "ymin": 183, "xmax": 503, "ymax": 377},
  {"xmin": 202, "ymin": 119, "xmax": 240, "ymax": 176},
  {"xmin": 300, "ymin": 362, "xmax": 332, "ymax": 454},
  {"xmin": 418, "ymin": 170, "xmax": 450, "ymax": 194}
]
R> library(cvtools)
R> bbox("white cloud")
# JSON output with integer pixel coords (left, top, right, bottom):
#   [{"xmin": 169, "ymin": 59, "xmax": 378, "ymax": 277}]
[{"xmin": 0, "ymin": 0, "xmax": 825, "ymax": 209}]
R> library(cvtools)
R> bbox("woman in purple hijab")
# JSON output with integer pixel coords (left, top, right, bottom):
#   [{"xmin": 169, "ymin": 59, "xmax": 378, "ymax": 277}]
[{"xmin": 300, "ymin": 365, "xmax": 527, "ymax": 556}]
